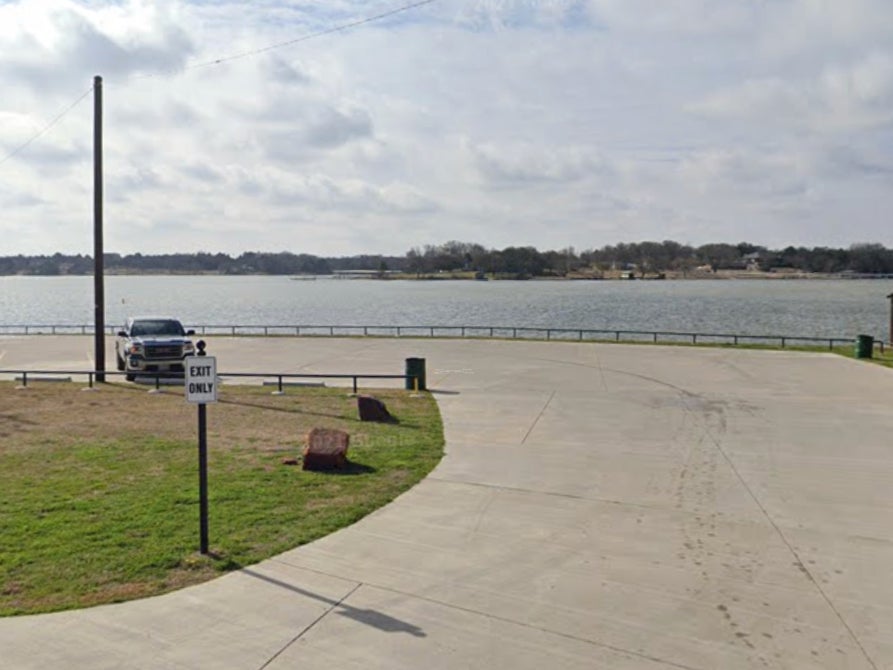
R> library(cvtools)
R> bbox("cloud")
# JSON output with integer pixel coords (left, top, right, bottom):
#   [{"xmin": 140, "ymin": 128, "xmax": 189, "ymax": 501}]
[
  {"xmin": 269, "ymin": 173, "xmax": 437, "ymax": 215},
  {"xmin": 820, "ymin": 53, "xmax": 893, "ymax": 128},
  {"xmin": 1, "ymin": 0, "xmax": 893, "ymax": 256},
  {"xmin": 586, "ymin": 0, "xmax": 756, "ymax": 36},
  {"xmin": 676, "ymin": 148, "xmax": 808, "ymax": 199},
  {"xmin": 0, "ymin": 0, "xmax": 195, "ymax": 95},
  {"xmin": 177, "ymin": 162, "xmax": 225, "ymax": 183},
  {"xmin": 265, "ymin": 56, "xmax": 312, "ymax": 85},
  {"xmin": 260, "ymin": 105, "xmax": 374, "ymax": 162},
  {"xmin": 299, "ymin": 105, "xmax": 374, "ymax": 149},
  {"xmin": 466, "ymin": 140, "xmax": 616, "ymax": 199},
  {"xmin": 689, "ymin": 53, "xmax": 893, "ymax": 133},
  {"xmin": 687, "ymin": 79, "xmax": 812, "ymax": 125}
]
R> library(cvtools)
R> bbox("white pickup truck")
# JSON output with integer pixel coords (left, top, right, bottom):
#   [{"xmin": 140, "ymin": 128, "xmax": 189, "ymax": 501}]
[{"xmin": 115, "ymin": 316, "xmax": 196, "ymax": 381}]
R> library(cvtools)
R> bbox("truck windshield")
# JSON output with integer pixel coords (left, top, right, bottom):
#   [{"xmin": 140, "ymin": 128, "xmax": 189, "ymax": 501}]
[{"xmin": 130, "ymin": 320, "xmax": 185, "ymax": 337}]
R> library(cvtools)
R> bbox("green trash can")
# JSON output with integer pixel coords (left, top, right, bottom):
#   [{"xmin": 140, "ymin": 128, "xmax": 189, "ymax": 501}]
[
  {"xmin": 405, "ymin": 357, "xmax": 426, "ymax": 391},
  {"xmin": 855, "ymin": 334, "xmax": 874, "ymax": 359}
]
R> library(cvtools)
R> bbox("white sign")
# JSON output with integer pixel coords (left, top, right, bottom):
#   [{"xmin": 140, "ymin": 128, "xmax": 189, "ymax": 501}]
[{"xmin": 185, "ymin": 356, "xmax": 218, "ymax": 404}]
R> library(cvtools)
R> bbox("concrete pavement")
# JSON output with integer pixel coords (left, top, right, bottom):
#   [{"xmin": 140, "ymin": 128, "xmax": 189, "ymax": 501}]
[{"xmin": 1, "ymin": 337, "xmax": 892, "ymax": 668}]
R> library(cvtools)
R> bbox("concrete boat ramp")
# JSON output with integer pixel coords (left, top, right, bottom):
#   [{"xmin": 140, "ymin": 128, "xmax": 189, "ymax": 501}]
[{"xmin": 0, "ymin": 337, "xmax": 891, "ymax": 669}]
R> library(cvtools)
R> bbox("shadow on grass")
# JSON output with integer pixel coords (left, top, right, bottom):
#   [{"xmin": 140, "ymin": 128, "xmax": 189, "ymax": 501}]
[
  {"xmin": 298, "ymin": 461, "xmax": 376, "ymax": 476},
  {"xmin": 203, "ymin": 551, "xmax": 243, "ymax": 571},
  {"xmin": 105, "ymin": 382, "xmax": 428, "ymax": 429},
  {"xmin": 330, "ymin": 461, "xmax": 376, "ymax": 476},
  {"xmin": 217, "ymin": 397, "xmax": 354, "ymax": 422},
  {"xmin": 106, "ymin": 382, "xmax": 353, "ymax": 421}
]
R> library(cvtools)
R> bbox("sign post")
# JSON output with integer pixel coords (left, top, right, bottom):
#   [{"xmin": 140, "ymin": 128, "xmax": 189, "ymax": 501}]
[{"xmin": 185, "ymin": 341, "xmax": 217, "ymax": 554}]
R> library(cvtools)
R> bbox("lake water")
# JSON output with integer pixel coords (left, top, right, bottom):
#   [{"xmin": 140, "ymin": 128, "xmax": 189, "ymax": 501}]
[{"xmin": 1, "ymin": 275, "xmax": 892, "ymax": 339}]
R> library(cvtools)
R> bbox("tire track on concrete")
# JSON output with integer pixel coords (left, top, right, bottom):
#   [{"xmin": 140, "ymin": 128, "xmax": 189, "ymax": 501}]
[
  {"xmin": 682, "ymin": 396, "xmax": 879, "ymax": 670},
  {"xmin": 606, "ymin": 367, "xmax": 879, "ymax": 670}
]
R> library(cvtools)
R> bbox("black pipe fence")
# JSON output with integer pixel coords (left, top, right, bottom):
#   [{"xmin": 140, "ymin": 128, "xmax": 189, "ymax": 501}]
[
  {"xmin": 0, "ymin": 323, "xmax": 883, "ymax": 353},
  {"xmin": 2, "ymin": 369, "xmax": 409, "ymax": 394}
]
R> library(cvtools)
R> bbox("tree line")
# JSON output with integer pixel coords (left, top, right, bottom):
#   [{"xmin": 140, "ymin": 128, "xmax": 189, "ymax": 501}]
[{"xmin": 3, "ymin": 241, "xmax": 893, "ymax": 277}]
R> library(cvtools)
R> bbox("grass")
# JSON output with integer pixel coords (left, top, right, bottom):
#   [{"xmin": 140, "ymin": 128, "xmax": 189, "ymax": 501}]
[{"xmin": 0, "ymin": 381, "xmax": 443, "ymax": 616}]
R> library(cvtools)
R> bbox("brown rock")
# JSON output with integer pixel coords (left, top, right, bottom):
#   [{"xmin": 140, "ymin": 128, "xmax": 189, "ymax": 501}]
[
  {"xmin": 357, "ymin": 395, "xmax": 394, "ymax": 423},
  {"xmin": 302, "ymin": 428, "xmax": 350, "ymax": 471}
]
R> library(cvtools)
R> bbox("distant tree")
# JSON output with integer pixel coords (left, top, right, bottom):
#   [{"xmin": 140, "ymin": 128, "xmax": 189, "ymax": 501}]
[
  {"xmin": 406, "ymin": 247, "xmax": 426, "ymax": 276},
  {"xmin": 849, "ymin": 243, "xmax": 893, "ymax": 274},
  {"xmin": 695, "ymin": 243, "xmax": 740, "ymax": 271},
  {"xmin": 499, "ymin": 246, "xmax": 546, "ymax": 278}
]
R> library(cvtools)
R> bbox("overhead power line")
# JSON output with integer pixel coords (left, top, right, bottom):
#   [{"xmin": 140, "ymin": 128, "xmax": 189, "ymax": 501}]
[
  {"xmin": 0, "ymin": 0, "xmax": 437, "ymax": 167},
  {"xmin": 144, "ymin": 0, "xmax": 439, "ymax": 77},
  {"xmin": 0, "ymin": 87, "xmax": 92, "ymax": 168}
]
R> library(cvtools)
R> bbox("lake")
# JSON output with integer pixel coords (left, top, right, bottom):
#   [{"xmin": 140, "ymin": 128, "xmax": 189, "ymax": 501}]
[{"xmin": 1, "ymin": 275, "xmax": 891, "ymax": 340}]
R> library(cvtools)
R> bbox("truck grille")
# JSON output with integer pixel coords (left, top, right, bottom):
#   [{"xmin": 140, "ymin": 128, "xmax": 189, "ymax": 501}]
[{"xmin": 145, "ymin": 344, "xmax": 183, "ymax": 359}]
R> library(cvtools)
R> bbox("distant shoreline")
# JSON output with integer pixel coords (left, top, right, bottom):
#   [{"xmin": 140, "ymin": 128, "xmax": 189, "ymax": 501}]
[
  {"xmin": 4, "ymin": 269, "xmax": 893, "ymax": 280},
  {"xmin": 331, "ymin": 270, "xmax": 893, "ymax": 281}
]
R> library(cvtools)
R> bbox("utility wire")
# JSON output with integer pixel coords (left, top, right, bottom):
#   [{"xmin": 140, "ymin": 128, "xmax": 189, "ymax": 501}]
[
  {"xmin": 135, "ymin": 0, "xmax": 438, "ymax": 78},
  {"xmin": 0, "ymin": 0, "xmax": 437, "ymax": 166},
  {"xmin": 0, "ymin": 86, "xmax": 92, "ymax": 168}
]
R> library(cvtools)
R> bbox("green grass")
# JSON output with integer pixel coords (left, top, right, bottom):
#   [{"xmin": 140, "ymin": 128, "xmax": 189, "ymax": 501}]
[{"xmin": 0, "ymin": 384, "xmax": 443, "ymax": 615}]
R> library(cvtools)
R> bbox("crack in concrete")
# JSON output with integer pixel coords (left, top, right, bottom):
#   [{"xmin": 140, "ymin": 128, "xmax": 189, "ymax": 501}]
[
  {"xmin": 521, "ymin": 389, "xmax": 556, "ymax": 444},
  {"xmin": 256, "ymin": 582, "xmax": 362, "ymax": 670}
]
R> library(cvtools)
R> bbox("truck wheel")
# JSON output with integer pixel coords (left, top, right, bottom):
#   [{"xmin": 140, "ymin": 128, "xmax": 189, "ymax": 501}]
[{"xmin": 125, "ymin": 373, "xmax": 135, "ymax": 382}]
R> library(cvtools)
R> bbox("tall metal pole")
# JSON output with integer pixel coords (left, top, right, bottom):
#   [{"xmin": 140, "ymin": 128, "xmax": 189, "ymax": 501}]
[
  {"xmin": 93, "ymin": 75, "xmax": 106, "ymax": 382},
  {"xmin": 198, "ymin": 401, "xmax": 209, "ymax": 554},
  {"xmin": 196, "ymin": 341, "xmax": 209, "ymax": 555}
]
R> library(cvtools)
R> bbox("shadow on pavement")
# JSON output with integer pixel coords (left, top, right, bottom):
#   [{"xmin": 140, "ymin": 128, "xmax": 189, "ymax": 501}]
[{"xmin": 241, "ymin": 568, "xmax": 426, "ymax": 638}]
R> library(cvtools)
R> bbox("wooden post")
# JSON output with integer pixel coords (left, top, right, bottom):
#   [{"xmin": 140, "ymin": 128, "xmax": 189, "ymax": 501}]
[{"xmin": 93, "ymin": 75, "xmax": 105, "ymax": 382}]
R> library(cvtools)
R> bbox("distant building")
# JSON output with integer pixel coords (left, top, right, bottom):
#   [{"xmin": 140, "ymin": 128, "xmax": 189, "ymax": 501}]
[{"xmin": 743, "ymin": 252, "xmax": 762, "ymax": 271}]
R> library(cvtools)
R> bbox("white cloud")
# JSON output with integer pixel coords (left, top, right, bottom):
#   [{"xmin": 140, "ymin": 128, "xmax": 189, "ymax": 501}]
[
  {"xmin": 689, "ymin": 52, "xmax": 893, "ymax": 133},
  {"xmin": 687, "ymin": 79, "xmax": 812, "ymax": 125},
  {"xmin": 0, "ymin": 0, "xmax": 892, "ymax": 256},
  {"xmin": 469, "ymin": 140, "xmax": 613, "ymax": 186},
  {"xmin": 820, "ymin": 52, "xmax": 893, "ymax": 128}
]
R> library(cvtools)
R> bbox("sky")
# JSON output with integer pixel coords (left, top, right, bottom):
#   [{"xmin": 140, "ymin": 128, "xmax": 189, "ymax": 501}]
[{"xmin": 0, "ymin": 0, "xmax": 892, "ymax": 257}]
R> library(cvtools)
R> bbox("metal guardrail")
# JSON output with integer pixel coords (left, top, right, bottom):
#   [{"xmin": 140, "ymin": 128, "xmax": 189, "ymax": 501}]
[
  {"xmin": 0, "ymin": 369, "xmax": 410, "ymax": 394},
  {"xmin": 0, "ymin": 323, "xmax": 883, "ymax": 353}
]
